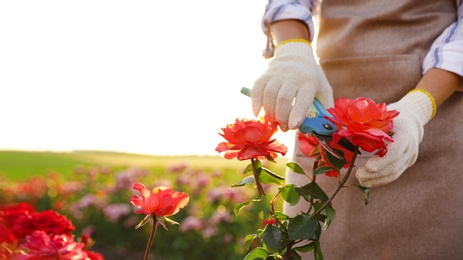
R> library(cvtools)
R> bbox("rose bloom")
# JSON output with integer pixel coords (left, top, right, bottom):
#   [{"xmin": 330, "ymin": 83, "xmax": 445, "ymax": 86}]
[
  {"xmin": 298, "ymin": 133, "xmax": 355, "ymax": 177},
  {"xmin": 12, "ymin": 210, "xmax": 75, "ymax": 239},
  {"xmin": 215, "ymin": 116, "xmax": 287, "ymax": 160},
  {"xmin": 130, "ymin": 183, "xmax": 189, "ymax": 217},
  {"xmin": 262, "ymin": 219, "xmax": 276, "ymax": 227},
  {"xmin": 0, "ymin": 202, "xmax": 35, "ymax": 229},
  {"xmin": 84, "ymin": 250, "xmax": 105, "ymax": 260},
  {"xmin": 16, "ymin": 231, "xmax": 89, "ymax": 260},
  {"xmin": 327, "ymin": 97, "xmax": 399, "ymax": 156},
  {"xmin": 0, "ymin": 223, "xmax": 15, "ymax": 243}
]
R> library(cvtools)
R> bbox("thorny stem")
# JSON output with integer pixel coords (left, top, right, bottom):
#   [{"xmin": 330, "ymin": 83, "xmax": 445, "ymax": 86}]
[
  {"xmin": 312, "ymin": 145, "xmax": 359, "ymax": 217},
  {"xmin": 252, "ymin": 159, "xmax": 288, "ymax": 233},
  {"xmin": 251, "ymin": 159, "xmax": 266, "ymax": 197},
  {"xmin": 144, "ymin": 216, "xmax": 158, "ymax": 260}
]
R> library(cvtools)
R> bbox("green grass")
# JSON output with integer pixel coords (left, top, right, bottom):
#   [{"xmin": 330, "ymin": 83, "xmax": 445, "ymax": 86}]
[{"xmin": 0, "ymin": 150, "xmax": 288, "ymax": 180}]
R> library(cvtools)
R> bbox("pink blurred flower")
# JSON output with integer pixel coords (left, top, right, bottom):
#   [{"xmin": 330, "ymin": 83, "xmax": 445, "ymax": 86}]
[
  {"xmin": 60, "ymin": 181, "xmax": 83, "ymax": 194},
  {"xmin": 197, "ymin": 175, "xmax": 210, "ymax": 187},
  {"xmin": 154, "ymin": 179, "xmax": 172, "ymax": 187},
  {"xmin": 202, "ymin": 226, "xmax": 217, "ymax": 239},
  {"xmin": 123, "ymin": 216, "xmax": 139, "ymax": 228},
  {"xmin": 16, "ymin": 231, "xmax": 89, "ymax": 260},
  {"xmin": 210, "ymin": 210, "xmax": 232, "ymax": 225},
  {"xmin": 207, "ymin": 187, "xmax": 247, "ymax": 203},
  {"xmin": 115, "ymin": 168, "xmax": 148, "ymax": 189},
  {"xmin": 223, "ymin": 234, "xmax": 233, "ymax": 244},
  {"xmin": 79, "ymin": 194, "xmax": 104, "ymax": 209},
  {"xmin": 167, "ymin": 163, "xmax": 188, "ymax": 173},
  {"xmin": 103, "ymin": 204, "xmax": 131, "ymax": 223},
  {"xmin": 179, "ymin": 216, "xmax": 203, "ymax": 233}
]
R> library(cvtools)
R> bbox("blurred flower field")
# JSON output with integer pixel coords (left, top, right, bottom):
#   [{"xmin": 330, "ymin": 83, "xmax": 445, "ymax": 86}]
[{"xmin": 0, "ymin": 151, "xmax": 287, "ymax": 259}]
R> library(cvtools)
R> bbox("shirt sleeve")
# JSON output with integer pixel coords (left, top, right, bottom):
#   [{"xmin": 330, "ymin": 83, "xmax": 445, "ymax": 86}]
[
  {"xmin": 422, "ymin": 0, "xmax": 463, "ymax": 77},
  {"xmin": 261, "ymin": 0, "xmax": 315, "ymax": 41},
  {"xmin": 260, "ymin": 0, "xmax": 315, "ymax": 58}
]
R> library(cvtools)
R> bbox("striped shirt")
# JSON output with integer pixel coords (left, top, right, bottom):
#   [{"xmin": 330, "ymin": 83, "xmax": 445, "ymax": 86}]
[{"xmin": 262, "ymin": 0, "xmax": 463, "ymax": 77}]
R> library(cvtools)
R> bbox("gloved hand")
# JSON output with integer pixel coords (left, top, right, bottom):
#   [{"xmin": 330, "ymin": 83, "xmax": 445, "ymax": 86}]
[
  {"xmin": 251, "ymin": 39, "xmax": 334, "ymax": 132},
  {"xmin": 356, "ymin": 89, "xmax": 436, "ymax": 188}
]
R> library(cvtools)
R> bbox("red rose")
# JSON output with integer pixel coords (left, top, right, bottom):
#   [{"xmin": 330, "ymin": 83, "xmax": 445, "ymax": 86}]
[
  {"xmin": 0, "ymin": 202, "xmax": 35, "ymax": 228},
  {"xmin": 298, "ymin": 132, "xmax": 356, "ymax": 177},
  {"xmin": 12, "ymin": 210, "xmax": 75, "ymax": 238},
  {"xmin": 262, "ymin": 218, "xmax": 276, "ymax": 227},
  {"xmin": 0, "ymin": 223, "xmax": 15, "ymax": 243},
  {"xmin": 130, "ymin": 183, "xmax": 189, "ymax": 217},
  {"xmin": 327, "ymin": 98, "xmax": 399, "ymax": 156},
  {"xmin": 11, "ymin": 214, "xmax": 36, "ymax": 239},
  {"xmin": 16, "ymin": 231, "xmax": 89, "ymax": 260},
  {"xmin": 31, "ymin": 210, "xmax": 75, "ymax": 235},
  {"xmin": 85, "ymin": 250, "xmax": 105, "ymax": 260},
  {"xmin": 216, "ymin": 116, "xmax": 287, "ymax": 160}
]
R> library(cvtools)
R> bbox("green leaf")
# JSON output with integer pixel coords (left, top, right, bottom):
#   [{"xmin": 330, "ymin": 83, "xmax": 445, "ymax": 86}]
[
  {"xmin": 243, "ymin": 247, "xmax": 269, "ymax": 260},
  {"xmin": 163, "ymin": 216, "xmax": 179, "ymax": 226},
  {"xmin": 289, "ymin": 250, "xmax": 302, "ymax": 260},
  {"xmin": 295, "ymin": 182, "xmax": 329, "ymax": 203},
  {"xmin": 262, "ymin": 224, "xmax": 282, "ymax": 251},
  {"xmin": 261, "ymin": 195, "xmax": 271, "ymax": 220},
  {"xmin": 231, "ymin": 175, "xmax": 255, "ymax": 187},
  {"xmin": 313, "ymin": 221, "xmax": 322, "ymax": 240},
  {"xmin": 243, "ymin": 160, "xmax": 262, "ymax": 175},
  {"xmin": 279, "ymin": 184, "xmax": 301, "ymax": 205},
  {"xmin": 322, "ymin": 205, "xmax": 336, "ymax": 230},
  {"xmin": 244, "ymin": 234, "xmax": 258, "ymax": 250},
  {"xmin": 134, "ymin": 214, "xmax": 152, "ymax": 230},
  {"xmin": 266, "ymin": 155, "xmax": 277, "ymax": 163},
  {"xmin": 243, "ymin": 163, "xmax": 253, "ymax": 175},
  {"xmin": 288, "ymin": 213, "xmax": 319, "ymax": 240},
  {"xmin": 324, "ymin": 149, "xmax": 346, "ymax": 170},
  {"xmin": 234, "ymin": 198, "xmax": 257, "ymax": 215},
  {"xmin": 353, "ymin": 184, "xmax": 370, "ymax": 205},
  {"xmin": 294, "ymin": 242, "xmax": 315, "ymax": 253},
  {"xmin": 259, "ymin": 169, "xmax": 283, "ymax": 185},
  {"xmin": 262, "ymin": 167, "xmax": 285, "ymax": 180},
  {"xmin": 273, "ymin": 211, "xmax": 289, "ymax": 222},
  {"xmin": 286, "ymin": 162, "xmax": 306, "ymax": 175},
  {"xmin": 313, "ymin": 166, "xmax": 337, "ymax": 176},
  {"xmin": 314, "ymin": 240, "xmax": 324, "ymax": 260}
]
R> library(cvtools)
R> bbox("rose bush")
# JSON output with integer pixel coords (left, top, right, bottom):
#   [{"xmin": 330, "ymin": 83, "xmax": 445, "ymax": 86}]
[{"xmin": 216, "ymin": 97, "xmax": 398, "ymax": 259}]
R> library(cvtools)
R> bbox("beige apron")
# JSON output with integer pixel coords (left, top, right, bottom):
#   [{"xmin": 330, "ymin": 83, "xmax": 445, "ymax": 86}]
[{"xmin": 285, "ymin": 0, "xmax": 463, "ymax": 259}]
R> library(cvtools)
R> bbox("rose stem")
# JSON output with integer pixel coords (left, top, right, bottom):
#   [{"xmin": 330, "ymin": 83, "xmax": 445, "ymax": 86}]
[
  {"xmin": 312, "ymin": 145, "xmax": 359, "ymax": 217},
  {"xmin": 144, "ymin": 216, "xmax": 158, "ymax": 260}
]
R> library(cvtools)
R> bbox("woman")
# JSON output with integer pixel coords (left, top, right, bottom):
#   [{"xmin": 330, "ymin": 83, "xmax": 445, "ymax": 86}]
[{"xmin": 250, "ymin": 0, "xmax": 463, "ymax": 259}]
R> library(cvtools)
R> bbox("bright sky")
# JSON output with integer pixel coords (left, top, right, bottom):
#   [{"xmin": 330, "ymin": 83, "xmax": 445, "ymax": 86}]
[{"xmin": 0, "ymin": 0, "xmax": 296, "ymax": 157}]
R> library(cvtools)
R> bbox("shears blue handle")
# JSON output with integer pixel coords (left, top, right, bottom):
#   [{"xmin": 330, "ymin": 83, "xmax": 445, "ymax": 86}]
[{"xmin": 240, "ymin": 87, "xmax": 337, "ymax": 136}]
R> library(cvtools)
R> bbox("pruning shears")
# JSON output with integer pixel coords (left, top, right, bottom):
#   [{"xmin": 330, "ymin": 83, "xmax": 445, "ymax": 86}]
[{"xmin": 240, "ymin": 87, "xmax": 355, "ymax": 159}]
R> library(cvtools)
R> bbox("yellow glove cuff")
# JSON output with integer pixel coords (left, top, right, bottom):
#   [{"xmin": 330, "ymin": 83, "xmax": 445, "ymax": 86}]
[
  {"xmin": 276, "ymin": 39, "xmax": 311, "ymax": 48},
  {"xmin": 408, "ymin": 89, "xmax": 437, "ymax": 119}
]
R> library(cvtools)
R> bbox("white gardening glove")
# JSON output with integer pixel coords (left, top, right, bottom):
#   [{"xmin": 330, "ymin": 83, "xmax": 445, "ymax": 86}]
[
  {"xmin": 251, "ymin": 39, "xmax": 334, "ymax": 132},
  {"xmin": 356, "ymin": 89, "xmax": 436, "ymax": 188}
]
